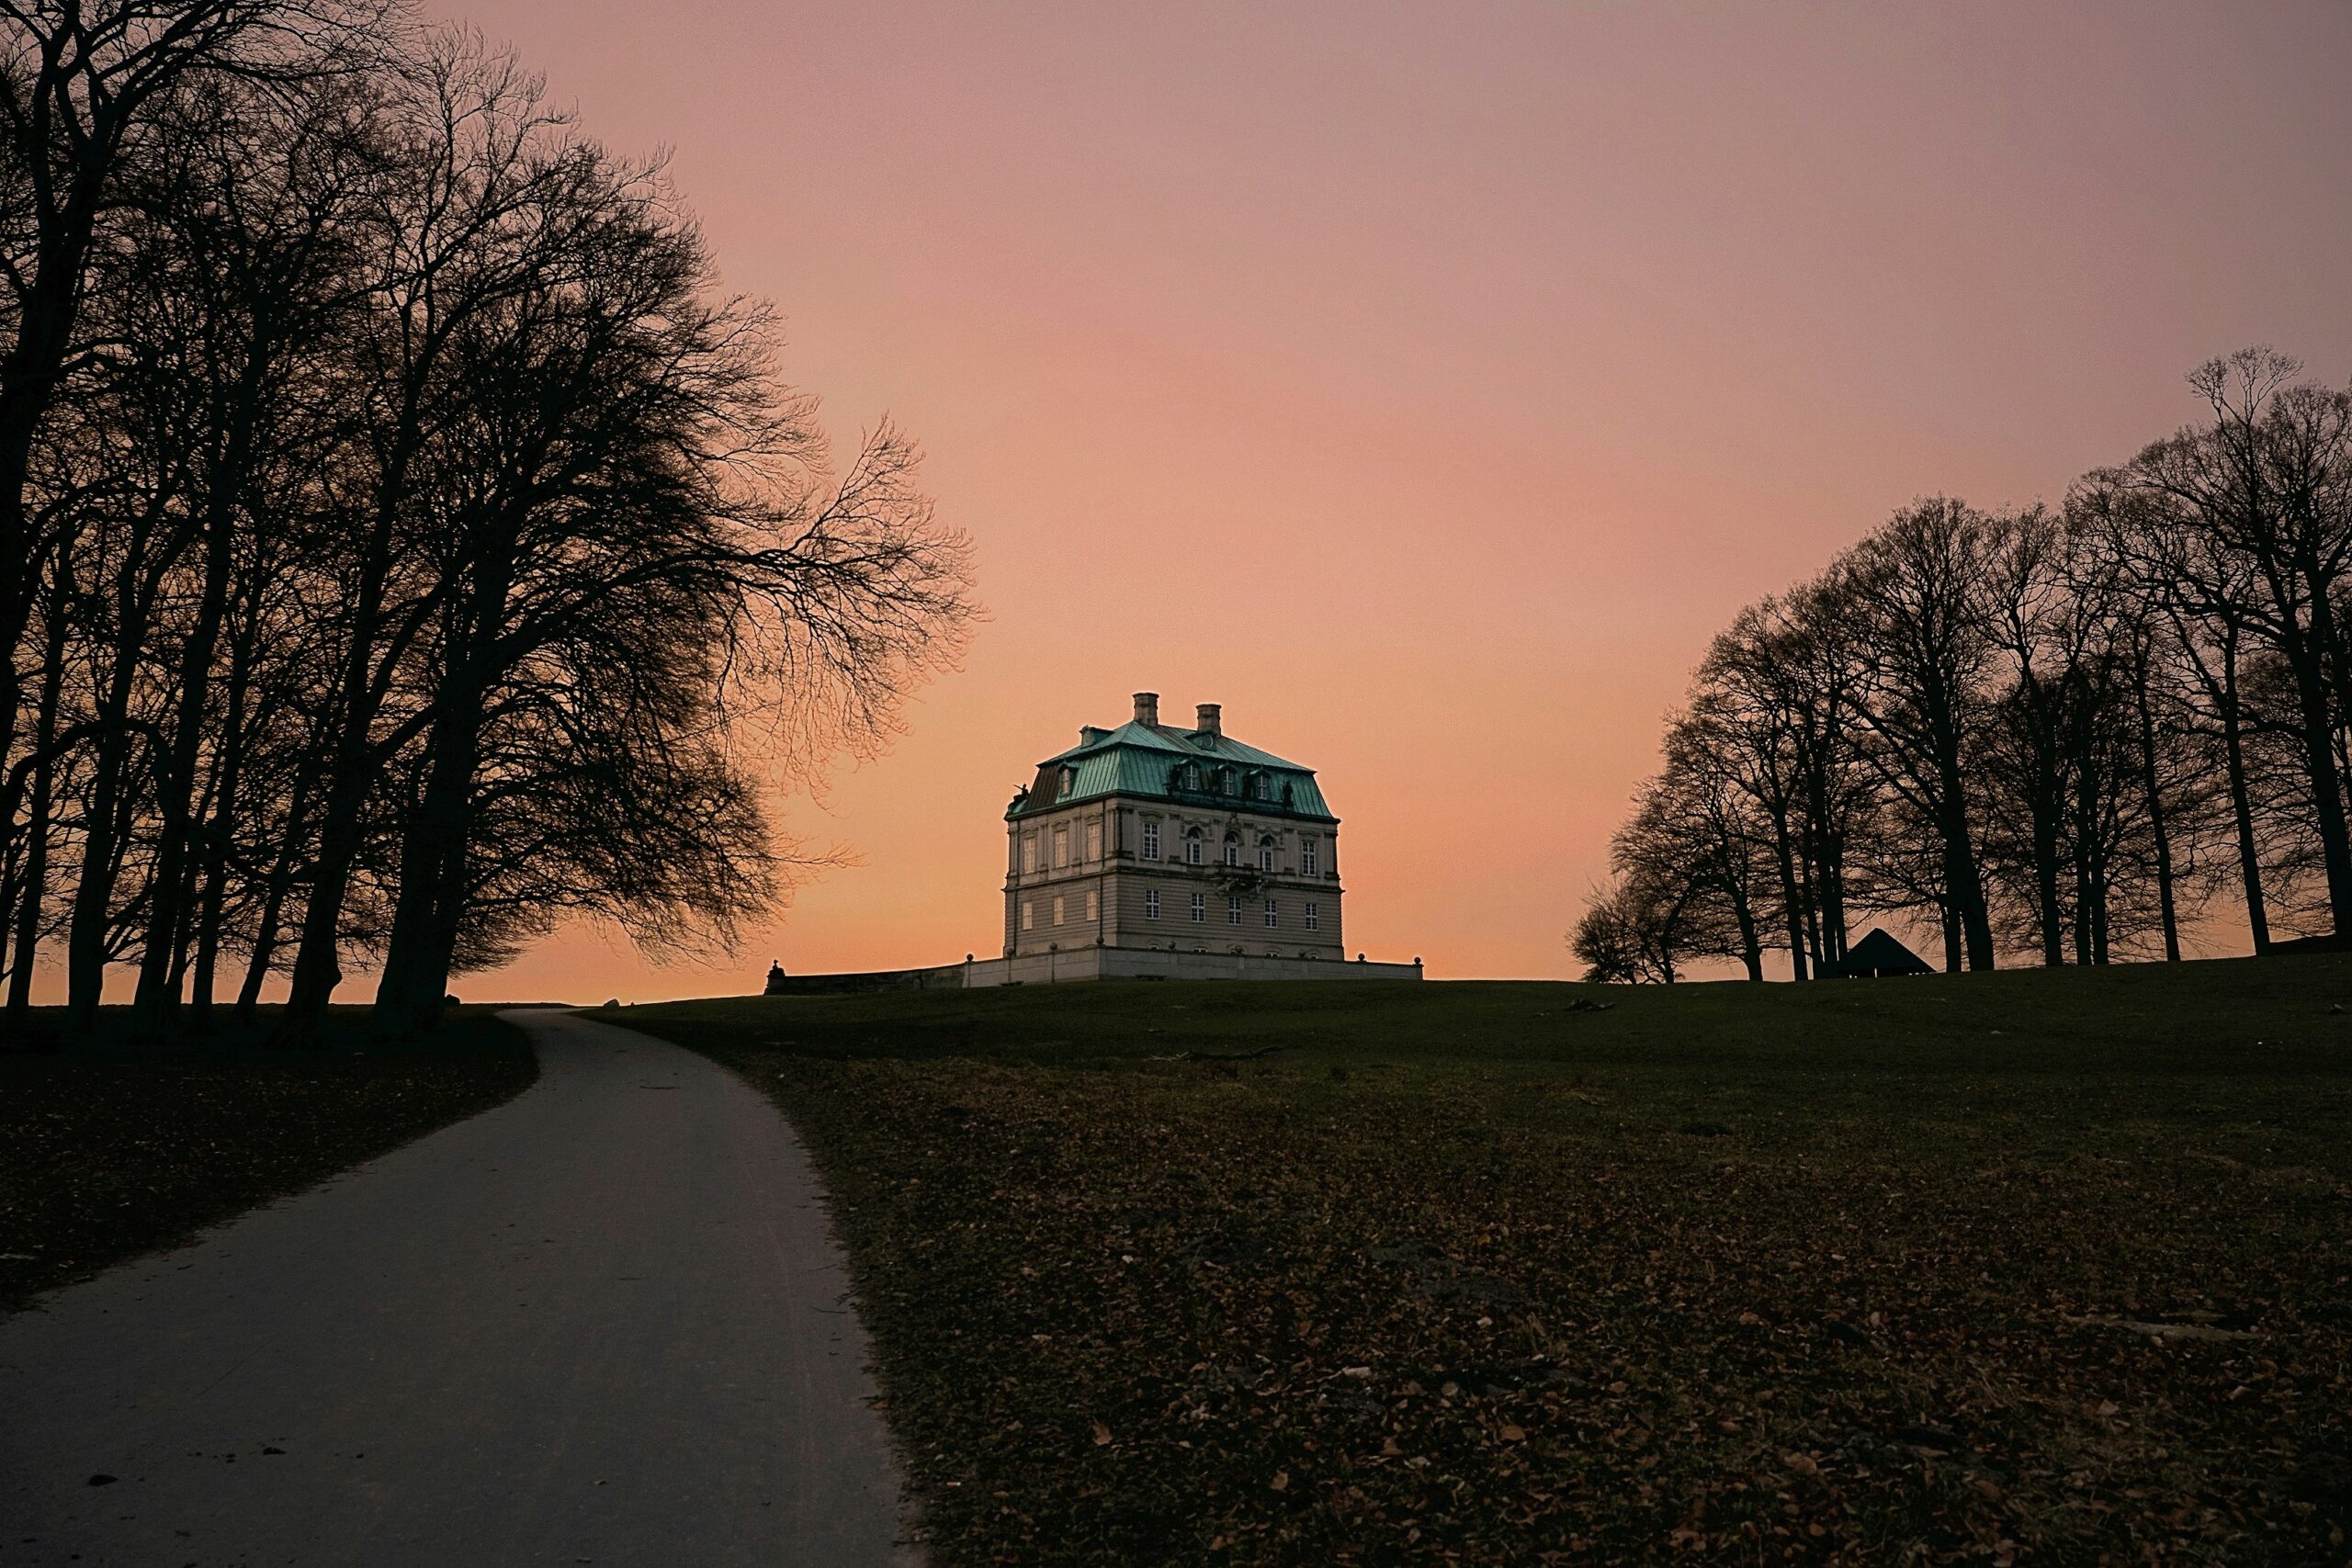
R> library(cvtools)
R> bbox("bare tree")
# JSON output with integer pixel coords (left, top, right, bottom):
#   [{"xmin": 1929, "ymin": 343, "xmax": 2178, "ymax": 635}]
[
  {"xmin": 1571, "ymin": 869, "xmax": 1710, "ymax": 985},
  {"xmin": 0, "ymin": 3, "xmax": 373, "ymax": 894},
  {"xmin": 1833, "ymin": 497, "xmax": 2003, "ymax": 970},
  {"xmin": 2115, "ymin": 350, "xmax": 2352, "ymax": 935},
  {"xmin": 1, "ymin": 16, "xmax": 975, "ymax": 1038},
  {"xmin": 2077, "ymin": 469, "xmax": 2282, "ymax": 951},
  {"xmin": 1630, "ymin": 732, "xmax": 1775, "ymax": 979},
  {"xmin": 1690, "ymin": 606, "xmax": 1817, "ymax": 978}
]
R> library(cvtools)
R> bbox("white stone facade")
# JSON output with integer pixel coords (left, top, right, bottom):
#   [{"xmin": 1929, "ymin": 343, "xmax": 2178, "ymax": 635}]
[{"xmin": 1002, "ymin": 695, "xmax": 1349, "ymax": 964}]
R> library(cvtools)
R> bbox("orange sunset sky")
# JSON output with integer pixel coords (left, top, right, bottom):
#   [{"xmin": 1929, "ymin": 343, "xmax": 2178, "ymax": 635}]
[{"xmin": 423, "ymin": 1, "xmax": 2352, "ymax": 999}]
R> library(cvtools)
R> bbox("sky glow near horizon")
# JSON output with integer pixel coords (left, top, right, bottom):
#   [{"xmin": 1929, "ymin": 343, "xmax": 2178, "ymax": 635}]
[{"xmin": 332, "ymin": 3, "xmax": 2352, "ymax": 996}]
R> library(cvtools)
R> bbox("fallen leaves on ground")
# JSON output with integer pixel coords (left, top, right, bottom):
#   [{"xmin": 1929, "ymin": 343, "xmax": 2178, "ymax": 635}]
[{"xmin": 692, "ymin": 1036, "xmax": 2351, "ymax": 1565}]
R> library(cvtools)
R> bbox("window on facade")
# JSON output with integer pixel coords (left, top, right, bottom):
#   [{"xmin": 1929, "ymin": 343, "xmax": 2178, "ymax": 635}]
[
  {"xmin": 1223, "ymin": 833, "xmax": 1240, "ymax": 867},
  {"xmin": 1085, "ymin": 821, "xmax": 1102, "ymax": 861},
  {"xmin": 1301, "ymin": 839, "xmax": 1318, "ymax": 877},
  {"xmin": 1305, "ymin": 902, "xmax": 1319, "ymax": 931},
  {"xmin": 1263, "ymin": 897, "xmax": 1279, "ymax": 927},
  {"xmin": 1145, "ymin": 889, "xmax": 1160, "ymax": 919},
  {"xmin": 1052, "ymin": 896, "xmax": 1065, "ymax": 926},
  {"xmin": 1185, "ymin": 829, "xmax": 1204, "ymax": 865},
  {"xmin": 1259, "ymin": 834, "xmax": 1276, "ymax": 872},
  {"xmin": 1053, "ymin": 827, "xmax": 1069, "ymax": 868},
  {"xmin": 1021, "ymin": 900, "xmax": 1033, "ymax": 931},
  {"xmin": 1227, "ymin": 896, "xmax": 1243, "ymax": 926},
  {"xmin": 1190, "ymin": 893, "xmax": 1206, "ymax": 923},
  {"xmin": 1142, "ymin": 820, "xmax": 1160, "ymax": 861},
  {"xmin": 1022, "ymin": 836, "xmax": 1037, "ymax": 874},
  {"xmin": 1086, "ymin": 889, "xmax": 1099, "ymax": 921}
]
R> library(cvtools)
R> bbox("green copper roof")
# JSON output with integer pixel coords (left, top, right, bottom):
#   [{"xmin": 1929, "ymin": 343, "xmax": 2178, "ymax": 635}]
[{"xmin": 1009, "ymin": 719, "xmax": 1336, "ymax": 821}]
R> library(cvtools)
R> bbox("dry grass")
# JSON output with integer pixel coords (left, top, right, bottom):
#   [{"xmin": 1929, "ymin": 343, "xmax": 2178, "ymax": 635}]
[{"xmin": 635, "ymin": 957, "xmax": 2352, "ymax": 1565}]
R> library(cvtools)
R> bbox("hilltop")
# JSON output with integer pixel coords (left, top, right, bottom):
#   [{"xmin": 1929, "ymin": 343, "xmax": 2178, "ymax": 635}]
[{"xmin": 628, "ymin": 956, "xmax": 2352, "ymax": 1564}]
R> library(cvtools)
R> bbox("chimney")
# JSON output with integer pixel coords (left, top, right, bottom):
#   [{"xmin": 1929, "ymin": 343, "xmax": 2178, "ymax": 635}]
[
  {"xmin": 1195, "ymin": 702, "xmax": 1222, "ymax": 739},
  {"xmin": 1133, "ymin": 691, "xmax": 1159, "ymax": 726}
]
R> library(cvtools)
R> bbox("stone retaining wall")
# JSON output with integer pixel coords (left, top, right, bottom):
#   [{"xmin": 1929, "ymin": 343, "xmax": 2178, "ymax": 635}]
[{"xmin": 764, "ymin": 948, "xmax": 1423, "ymax": 993}]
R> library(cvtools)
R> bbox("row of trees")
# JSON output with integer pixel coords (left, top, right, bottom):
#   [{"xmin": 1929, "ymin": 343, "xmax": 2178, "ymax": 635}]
[
  {"xmin": 0, "ymin": 3, "xmax": 972, "ymax": 1038},
  {"xmin": 1576, "ymin": 348, "xmax": 2351, "ymax": 981}
]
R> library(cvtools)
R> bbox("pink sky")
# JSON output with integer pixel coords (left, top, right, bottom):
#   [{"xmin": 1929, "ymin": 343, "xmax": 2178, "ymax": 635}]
[{"xmin": 419, "ymin": 1, "xmax": 2352, "ymax": 998}]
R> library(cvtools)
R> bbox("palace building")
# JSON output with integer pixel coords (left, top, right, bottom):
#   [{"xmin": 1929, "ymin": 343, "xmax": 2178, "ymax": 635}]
[
  {"xmin": 1003, "ymin": 693, "xmax": 1345, "ymax": 963},
  {"xmin": 755, "ymin": 691, "xmax": 1419, "ymax": 991}
]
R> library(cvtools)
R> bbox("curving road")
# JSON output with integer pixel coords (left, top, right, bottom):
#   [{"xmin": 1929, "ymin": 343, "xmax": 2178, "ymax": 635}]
[{"xmin": 0, "ymin": 1008, "xmax": 911, "ymax": 1566}]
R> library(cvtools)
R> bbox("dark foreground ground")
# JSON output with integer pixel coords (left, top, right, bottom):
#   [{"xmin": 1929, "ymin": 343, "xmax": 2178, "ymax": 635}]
[
  {"xmin": 0, "ymin": 1008, "xmax": 537, "ymax": 1312},
  {"xmin": 631, "ymin": 957, "xmax": 2352, "ymax": 1566},
  {"xmin": 0, "ymin": 1010, "xmax": 906, "ymax": 1568}
]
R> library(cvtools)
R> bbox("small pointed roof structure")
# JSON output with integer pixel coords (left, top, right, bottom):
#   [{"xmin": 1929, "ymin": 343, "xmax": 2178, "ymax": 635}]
[{"xmin": 1834, "ymin": 927, "xmax": 1934, "ymax": 978}]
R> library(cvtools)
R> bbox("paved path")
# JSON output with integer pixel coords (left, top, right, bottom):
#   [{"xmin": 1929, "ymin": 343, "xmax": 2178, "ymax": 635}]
[{"xmin": 0, "ymin": 1009, "xmax": 911, "ymax": 1567}]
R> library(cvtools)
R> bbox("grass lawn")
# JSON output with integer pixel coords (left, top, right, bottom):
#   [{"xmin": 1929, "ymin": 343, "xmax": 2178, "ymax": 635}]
[
  {"xmin": 0, "ymin": 1007, "xmax": 537, "ymax": 1314},
  {"xmin": 630, "ymin": 956, "xmax": 2352, "ymax": 1566}
]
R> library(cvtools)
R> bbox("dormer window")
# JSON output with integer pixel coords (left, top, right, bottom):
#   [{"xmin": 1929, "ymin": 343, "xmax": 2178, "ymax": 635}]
[
  {"xmin": 1217, "ymin": 766, "xmax": 1236, "ymax": 795},
  {"xmin": 1059, "ymin": 765, "xmax": 1078, "ymax": 795}
]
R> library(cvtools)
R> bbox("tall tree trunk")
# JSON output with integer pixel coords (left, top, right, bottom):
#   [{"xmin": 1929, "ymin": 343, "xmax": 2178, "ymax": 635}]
[
  {"xmin": 376, "ymin": 517, "xmax": 520, "ymax": 1036},
  {"xmin": 1797, "ymin": 847, "xmax": 1824, "ymax": 976},
  {"xmin": 2286, "ymin": 653, "xmax": 2352, "ymax": 936},
  {"xmin": 279, "ymin": 771, "xmax": 368, "ymax": 1035},
  {"xmin": 130, "ymin": 587, "xmax": 225, "ymax": 1032},
  {"xmin": 5, "ymin": 561, "xmax": 70, "ymax": 1021},
  {"xmin": 1727, "ymin": 878, "xmax": 1763, "ymax": 981},
  {"xmin": 278, "ymin": 398, "xmax": 431, "ymax": 1040},
  {"xmin": 0, "ymin": 188, "xmax": 107, "ymax": 835},
  {"xmin": 235, "ymin": 747, "xmax": 329, "ymax": 1021},
  {"xmin": 2213, "ymin": 654, "xmax": 2271, "ymax": 953},
  {"xmin": 2071, "ymin": 842, "xmax": 2093, "ymax": 965},
  {"xmin": 1939, "ymin": 775, "xmax": 1995, "ymax": 969},
  {"xmin": 1770, "ymin": 818, "xmax": 1808, "ymax": 982},
  {"xmin": 278, "ymin": 531, "xmax": 400, "ymax": 1039},
  {"xmin": 64, "ymin": 655, "xmax": 140, "ymax": 1029},
  {"xmin": 1818, "ymin": 829, "xmax": 1850, "ymax": 966},
  {"xmin": 235, "ymin": 876, "xmax": 290, "ymax": 1020},
  {"xmin": 2131, "ymin": 679, "xmax": 2181, "ymax": 962},
  {"xmin": 371, "ymin": 721, "xmax": 479, "ymax": 1037},
  {"xmin": 134, "ymin": 376, "xmax": 262, "ymax": 1033},
  {"xmin": 187, "ymin": 851, "xmax": 230, "ymax": 1028},
  {"xmin": 186, "ymin": 619, "xmax": 257, "ymax": 1032},
  {"xmin": 2031, "ymin": 782, "xmax": 2064, "ymax": 967},
  {"xmin": 2089, "ymin": 822, "xmax": 2112, "ymax": 964}
]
